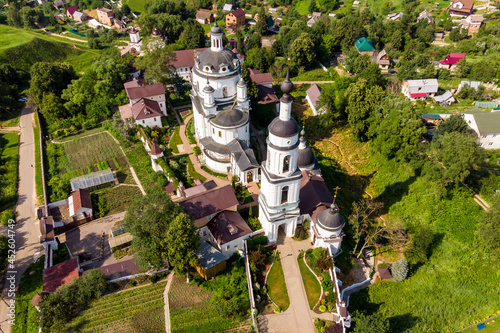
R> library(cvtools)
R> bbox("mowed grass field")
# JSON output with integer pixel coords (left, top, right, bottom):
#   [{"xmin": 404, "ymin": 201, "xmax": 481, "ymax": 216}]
[
  {"xmin": 0, "ymin": 25, "xmax": 35, "ymax": 51},
  {"xmin": 169, "ymin": 274, "xmax": 251, "ymax": 333},
  {"xmin": 298, "ymin": 256, "xmax": 321, "ymax": 309},
  {"xmin": 67, "ymin": 280, "xmax": 167, "ymax": 332}
]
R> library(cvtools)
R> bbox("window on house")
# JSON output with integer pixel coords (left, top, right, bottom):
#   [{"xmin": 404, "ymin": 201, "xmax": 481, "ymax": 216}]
[
  {"xmin": 213, "ymin": 128, "xmax": 215, "ymax": 134},
  {"xmin": 226, "ymin": 245, "xmax": 230, "ymax": 250},
  {"xmin": 283, "ymin": 155, "xmax": 290, "ymax": 173},
  {"xmin": 483, "ymin": 135, "xmax": 487, "ymax": 138},
  {"xmin": 159, "ymin": 96, "xmax": 162, "ymax": 99},
  {"xmin": 493, "ymin": 134, "xmax": 497, "ymax": 138},
  {"xmin": 489, "ymin": 142, "xmax": 493, "ymax": 145},
  {"xmin": 154, "ymin": 118, "xmax": 156, "ymax": 121},
  {"xmin": 151, "ymin": 97, "xmax": 154, "ymax": 100},
  {"xmin": 223, "ymin": 86, "xmax": 228, "ymax": 98},
  {"xmin": 281, "ymin": 186, "xmax": 289, "ymax": 204},
  {"xmin": 160, "ymin": 103, "xmax": 163, "ymax": 108},
  {"xmin": 142, "ymin": 120, "xmax": 145, "ymax": 124},
  {"xmin": 203, "ymin": 230, "xmax": 206, "ymax": 236},
  {"xmin": 219, "ymin": 131, "xmax": 222, "ymax": 137}
]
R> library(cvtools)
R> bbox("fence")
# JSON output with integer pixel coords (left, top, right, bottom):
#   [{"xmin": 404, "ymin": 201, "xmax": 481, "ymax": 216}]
[
  {"xmin": 36, "ymin": 110, "xmax": 49, "ymax": 211},
  {"xmin": 243, "ymin": 239, "xmax": 258, "ymax": 333}
]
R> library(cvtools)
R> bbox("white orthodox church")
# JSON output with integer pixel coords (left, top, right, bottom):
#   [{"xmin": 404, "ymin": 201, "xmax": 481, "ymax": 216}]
[
  {"xmin": 190, "ymin": 23, "xmax": 259, "ymax": 185},
  {"xmin": 189, "ymin": 23, "xmax": 345, "ymax": 255}
]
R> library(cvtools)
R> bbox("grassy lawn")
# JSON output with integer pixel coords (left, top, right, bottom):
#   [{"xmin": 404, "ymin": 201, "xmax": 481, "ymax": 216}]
[
  {"xmin": 298, "ymin": 256, "xmax": 321, "ymax": 309},
  {"xmin": 291, "ymin": 67, "xmax": 336, "ymax": 82},
  {"xmin": 124, "ymin": 142, "xmax": 159, "ymax": 192},
  {"xmin": 169, "ymin": 126, "xmax": 182, "ymax": 154},
  {"xmin": 0, "ymin": 25, "xmax": 36, "ymax": 51},
  {"xmin": 0, "ymin": 132, "xmax": 19, "ymax": 224},
  {"xmin": 169, "ymin": 274, "xmax": 250, "ymax": 333},
  {"xmin": 293, "ymin": 0, "xmax": 311, "ymax": 16},
  {"xmin": 0, "ymin": 108, "xmax": 22, "ymax": 127},
  {"xmin": 33, "ymin": 113, "xmax": 44, "ymax": 205},
  {"xmin": 187, "ymin": 158, "xmax": 207, "ymax": 182},
  {"xmin": 186, "ymin": 118, "xmax": 196, "ymax": 144},
  {"xmin": 13, "ymin": 257, "xmax": 44, "ymax": 333},
  {"xmin": 266, "ymin": 253, "xmax": 290, "ymax": 311},
  {"xmin": 67, "ymin": 279, "xmax": 167, "ymax": 332},
  {"xmin": 123, "ymin": 0, "xmax": 148, "ymax": 13}
]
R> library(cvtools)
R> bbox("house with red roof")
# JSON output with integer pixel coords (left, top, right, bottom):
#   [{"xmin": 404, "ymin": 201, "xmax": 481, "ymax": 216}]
[
  {"xmin": 65, "ymin": 6, "xmax": 77, "ymax": 19},
  {"xmin": 172, "ymin": 48, "xmax": 207, "ymax": 81},
  {"xmin": 179, "ymin": 184, "xmax": 253, "ymax": 258},
  {"xmin": 439, "ymin": 53, "xmax": 466, "ymax": 70},
  {"xmin": 131, "ymin": 98, "xmax": 163, "ymax": 128},
  {"xmin": 122, "ymin": 79, "xmax": 166, "ymax": 127},
  {"xmin": 226, "ymin": 8, "xmax": 246, "ymax": 29},
  {"xmin": 68, "ymin": 189, "xmax": 92, "ymax": 219},
  {"xmin": 124, "ymin": 79, "xmax": 166, "ymax": 115},
  {"xmin": 449, "ymin": 0, "xmax": 474, "ymax": 17}
]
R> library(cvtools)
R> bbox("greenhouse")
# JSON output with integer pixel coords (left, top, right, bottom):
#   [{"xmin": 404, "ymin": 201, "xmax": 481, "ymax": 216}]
[{"xmin": 70, "ymin": 168, "xmax": 117, "ymax": 191}]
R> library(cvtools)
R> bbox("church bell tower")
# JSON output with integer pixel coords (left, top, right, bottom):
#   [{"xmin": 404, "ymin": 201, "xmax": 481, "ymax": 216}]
[{"xmin": 258, "ymin": 69, "xmax": 303, "ymax": 243}]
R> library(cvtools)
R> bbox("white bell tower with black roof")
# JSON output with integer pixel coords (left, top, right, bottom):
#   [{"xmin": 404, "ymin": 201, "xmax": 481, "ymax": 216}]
[{"xmin": 258, "ymin": 69, "xmax": 303, "ymax": 243}]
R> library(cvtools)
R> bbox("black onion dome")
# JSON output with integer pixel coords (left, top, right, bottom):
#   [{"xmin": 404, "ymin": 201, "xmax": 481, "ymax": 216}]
[
  {"xmin": 197, "ymin": 48, "xmax": 238, "ymax": 72},
  {"xmin": 211, "ymin": 109, "xmax": 248, "ymax": 127},
  {"xmin": 316, "ymin": 205, "xmax": 345, "ymax": 232},
  {"xmin": 297, "ymin": 146, "xmax": 315, "ymax": 168},
  {"xmin": 268, "ymin": 117, "xmax": 300, "ymax": 138},
  {"xmin": 280, "ymin": 68, "xmax": 294, "ymax": 94}
]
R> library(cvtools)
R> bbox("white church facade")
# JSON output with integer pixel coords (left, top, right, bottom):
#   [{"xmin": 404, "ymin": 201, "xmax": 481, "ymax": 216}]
[{"xmin": 190, "ymin": 23, "xmax": 259, "ymax": 185}]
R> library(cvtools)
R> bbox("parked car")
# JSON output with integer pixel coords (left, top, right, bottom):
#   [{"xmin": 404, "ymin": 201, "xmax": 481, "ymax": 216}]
[{"xmin": 388, "ymin": 70, "xmax": 397, "ymax": 74}]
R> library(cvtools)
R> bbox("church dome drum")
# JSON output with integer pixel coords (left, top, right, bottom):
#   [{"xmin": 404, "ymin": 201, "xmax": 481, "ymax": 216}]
[
  {"xmin": 316, "ymin": 204, "xmax": 345, "ymax": 233},
  {"xmin": 268, "ymin": 117, "xmax": 300, "ymax": 138},
  {"xmin": 211, "ymin": 109, "xmax": 248, "ymax": 128},
  {"xmin": 197, "ymin": 49, "xmax": 238, "ymax": 72}
]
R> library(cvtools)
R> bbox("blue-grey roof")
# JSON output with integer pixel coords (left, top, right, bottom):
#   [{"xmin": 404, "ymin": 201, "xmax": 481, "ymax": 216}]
[
  {"xmin": 433, "ymin": 91, "xmax": 454, "ymax": 103},
  {"xmin": 196, "ymin": 242, "xmax": 227, "ymax": 270}
]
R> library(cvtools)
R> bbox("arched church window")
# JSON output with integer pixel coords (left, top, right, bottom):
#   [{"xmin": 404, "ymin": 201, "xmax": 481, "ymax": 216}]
[
  {"xmin": 281, "ymin": 186, "xmax": 289, "ymax": 204},
  {"xmin": 283, "ymin": 155, "xmax": 290, "ymax": 173},
  {"xmin": 223, "ymin": 86, "xmax": 228, "ymax": 98}
]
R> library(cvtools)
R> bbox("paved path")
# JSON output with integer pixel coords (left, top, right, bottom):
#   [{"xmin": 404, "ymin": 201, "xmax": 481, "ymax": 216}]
[
  {"xmin": 260, "ymin": 237, "xmax": 319, "ymax": 333},
  {"xmin": 163, "ymin": 273, "xmax": 174, "ymax": 333},
  {"xmin": 250, "ymin": 122, "xmax": 267, "ymax": 161},
  {"xmin": 176, "ymin": 114, "xmax": 229, "ymax": 186},
  {"xmin": 275, "ymin": 81, "xmax": 335, "ymax": 84},
  {"xmin": 0, "ymin": 127, "xmax": 20, "ymax": 132},
  {"xmin": 0, "ymin": 107, "xmax": 43, "ymax": 333}
]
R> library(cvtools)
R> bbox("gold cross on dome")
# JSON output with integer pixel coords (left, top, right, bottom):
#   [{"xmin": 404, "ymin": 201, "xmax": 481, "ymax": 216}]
[{"xmin": 333, "ymin": 186, "xmax": 341, "ymax": 198}]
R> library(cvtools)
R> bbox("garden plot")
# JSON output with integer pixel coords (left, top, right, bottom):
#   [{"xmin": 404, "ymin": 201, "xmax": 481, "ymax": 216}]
[
  {"xmin": 169, "ymin": 275, "xmax": 251, "ymax": 333},
  {"xmin": 61, "ymin": 132, "xmax": 125, "ymax": 173},
  {"xmin": 67, "ymin": 280, "xmax": 167, "ymax": 332}
]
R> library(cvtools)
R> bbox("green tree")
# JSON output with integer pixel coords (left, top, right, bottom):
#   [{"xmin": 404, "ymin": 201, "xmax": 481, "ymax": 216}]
[
  {"xmin": 124, "ymin": 189, "xmax": 182, "ymax": 269},
  {"xmin": 455, "ymin": 58, "xmax": 471, "ymax": 78},
  {"xmin": 135, "ymin": 44, "xmax": 175, "ymax": 85},
  {"xmin": 425, "ymin": 131, "xmax": 480, "ymax": 185},
  {"xmin": 30, "ymin": 62, "xmax": 76, "ymax": 105},
  {"xmin": 370, "ymin": 96, "xmax": 426, "ymax": 160},
  {"xmin": 359, "ymin": 63, "xmax": 386, "ymax": 87},
  {"xmin": 404, "ymin": 225, "xmax": 433, "ymax": 264},
  {"xmin": 422, "ymin": 63, "xmax": 436, "ymax": 78},
  {"xmin": 164, "ymin": 213, "xmax": 200, "ymax": 281},
  {"xmin": 178, "ymin": 19, "xmax": 206, "ymax": 49},
  {"xmin": 290, "ymin": 32, "xmax": 316, "ymax": 70},
  {"xmin": 354, "ymin": 313, "xmax": 390, "ymax": 333},
  {"xmin": 435, "ymin": 114, "xmax": 469, "ymax": 136},
  {"xmin": 391, "ymin": 257, "xmax": 409, "ymax": 282},
  {"xmin": 121, "ymin": 3, "xmax": 131, "ymax": 15},
  {"xmin": 255, "ymin": 6, "xmax": 268, "ymax": 36},
  {"xmin": 40, "ymin": 93, "xmax": 68, "ymax": 123},
  {"xmin": 308, "ymin": 0, "xmax": 317, "ymax": 13},
  {"xmin": 345, "ymin": 79, "xmax": 385, "ymax": 141},
  {"xmin": 241, "ymin": 63, "xmax": 259, "ymax": 102}
]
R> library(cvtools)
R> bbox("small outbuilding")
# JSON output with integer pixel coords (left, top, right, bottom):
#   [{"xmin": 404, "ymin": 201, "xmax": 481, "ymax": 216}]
[
  {"xmin": 195, "ymin": 241, "xmax": 227, "ymax": 280},
  {"xmin": 378, "ymin": 266, "xmax": 393, "ymax": 280}
]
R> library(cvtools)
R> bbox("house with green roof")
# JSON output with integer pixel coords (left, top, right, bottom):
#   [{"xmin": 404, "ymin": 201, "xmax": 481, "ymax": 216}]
[
  {"xmin": 463, "ymin": 111, "xmax": 500, "ymax": 149},
  {"xmin": 355, "ymin": 37, "xmax": 375, "ymax": 56}
]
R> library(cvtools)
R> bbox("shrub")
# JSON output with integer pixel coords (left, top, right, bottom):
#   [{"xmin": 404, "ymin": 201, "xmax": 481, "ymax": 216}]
[
  {"xmin": 0, "ymin": 208, "xmax": 16, "ymax": 226},
  {"xmin": 274, "ymin": 306, "xmax": 281, "ymax": 313},
  {"xmin": 391, "ymin": 257, "xmax": 409, "ymax": 282},
  {"xmin": 319, "ymin": 305, "xmax": 327, "ymax": 312},
  {"xmin": 192, "ymin": 146, "xmax": 201, "ymax": 155},
  {"xmin": 247, "ymin": 216, "xmax": 262, "ymax": 231}
]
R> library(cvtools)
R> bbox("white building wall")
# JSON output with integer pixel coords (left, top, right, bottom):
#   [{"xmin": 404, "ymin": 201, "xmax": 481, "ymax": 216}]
[{"xmin": 136, "ymin": 117, "xmax": 162, "ymax": 128}]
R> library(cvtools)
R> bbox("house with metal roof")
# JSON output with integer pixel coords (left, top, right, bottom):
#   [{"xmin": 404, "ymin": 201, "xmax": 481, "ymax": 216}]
[
  {"xmin": 354, "ymin": 37, "xmax": 375, "ymax": 56},
  {"xmin": 433, "ymin": 90, "xmax": 455, "ymax": 106},
  {"xmin": 463, "ymin": 111, "xmax": 500, "ymax": 149},
  {"xmin": 306, "ymin": 84, "xmax": 325, "ymax": 115},
  {"xmin": 402, "ymin": 79, "xmax": 439, "ymax": 100},
  {"xmin": 194, "ymin": 242, "xmax": 227, "ymax": 280},
  {"xmin": 458, "ymin": 80, "xmax": 482, "ymax": 91}
]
